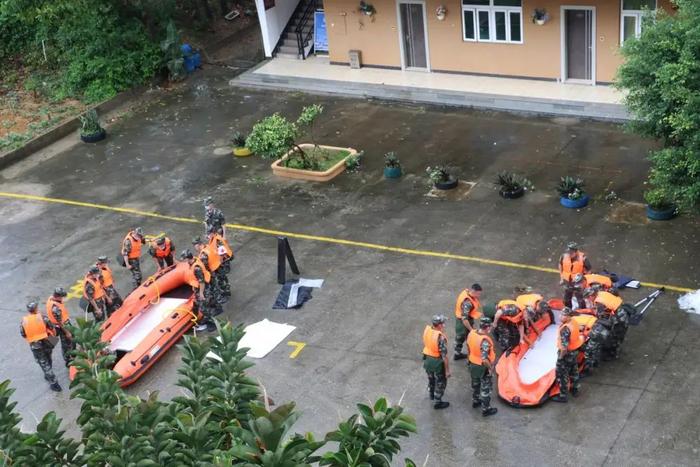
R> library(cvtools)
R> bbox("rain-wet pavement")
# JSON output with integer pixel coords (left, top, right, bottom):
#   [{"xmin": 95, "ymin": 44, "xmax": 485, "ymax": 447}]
[{"xmin": 1, "ymin": 68, "xmax": 699, "ymax": 465}]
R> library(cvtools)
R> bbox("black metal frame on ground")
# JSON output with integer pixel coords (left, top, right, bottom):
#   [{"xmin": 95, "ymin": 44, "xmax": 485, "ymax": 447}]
[
  {"xmin": 295, "ymin": 0, "xmax": 315, "ymax": 59},
  {"xmin": 277, "ymin": 237, "xmax": 300, "ymax": 284}
]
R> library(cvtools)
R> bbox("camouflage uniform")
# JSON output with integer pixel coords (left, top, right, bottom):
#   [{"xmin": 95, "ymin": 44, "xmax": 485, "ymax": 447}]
[
  {"xmin": 20, "ymin": 317, "xmax": 58, "ymax": 385},
  {"xmin": 83, "ymin": 280, "xmax": 106, "ymax": 321},
  {"xmin": 555, "ymin": 325, "xmax": 580, "ymax": 399},
  {"xmin": 204, "ymin": 208, "xmax": 226, "ymax": 237},
  {"xmin": 602, "ymin": 307, "xmax": 629, "ymax": 359},
  {"xmin": 197, "ymin": 249, "xmax": 223, "ymax": 315},
  {"xmin": 191, "ymin": 263, "xmax": 214, "ymax": 327},
  {"xmin": 454, "ymin": 298, "xmax": 476, "ymax": 354},
  {"xmin": 469, "ymin": 337, "xmax": 494, "ymax": 411},
  {"xmin": 50, "ymin": 302, "xmax": 74, "ymax": 366},
  {"xmin": 148, "ymin": 239, "xmax": 175, "ymax": 269},
  {"xmin": 583, "ymin": 321, "xmax": 609, "ymax": 370},
  {"xmin": 495, "ymin": 311, "xmax": 520, "ymax": 352},
  {"xmin": 122, "ymin": 237, "xmax": 143, "ymax": 289},
  {"xmin": 104, "ymin": 285, "xmax": 123, "ymax": 316},
  {"xmin": 423, "ymin": 334, "xmax": 448, "ymax": 401}
]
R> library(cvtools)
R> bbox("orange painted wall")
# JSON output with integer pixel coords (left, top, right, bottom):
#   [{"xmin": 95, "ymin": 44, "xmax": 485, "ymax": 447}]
[{"xmin": 324, "ymin": 0, "xmax": 673, "ymax": 83}]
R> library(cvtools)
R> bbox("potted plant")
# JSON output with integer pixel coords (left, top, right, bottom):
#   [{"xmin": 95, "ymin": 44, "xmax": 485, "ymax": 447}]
[
  {"xmin": 384, "ymin": 152, "xmax": 402, "ymax": 178},
  {"xmin": 247, "ymin": 105, "xmax": 359, "ymax": 182},
  {"xmin": 426, "ymin": 165, "xmax": 458, "ymax": 190},
  {"xmin": 532, "ymin": 8, "xmax": 549, "ymax": 25},
  {"xmin": 644, "ymin": 188, "xmax": 676, "ymax": 220},
  {"xmin": 494, "ymin": 171, "xmax": 531, "ymax": 199},
  {"xmin": 359, "ymin": 1, "xmax": 376, "ymax": 17},
  {"xmin": 79, "ymin": 109, "xmax": 106, "ymax": 143},
  {"xmin": 556, "ymin": 176, "xmax": 589, "ymax": 208},
  {"xmin": 231, "ymin": 131, "xmax": 252, "ymax": 157}
]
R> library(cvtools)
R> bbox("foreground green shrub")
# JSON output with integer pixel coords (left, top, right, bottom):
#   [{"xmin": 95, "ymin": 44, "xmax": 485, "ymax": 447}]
[{"xmin": 0, "ymin": 319, "xmax": 417, "ymax": 465}]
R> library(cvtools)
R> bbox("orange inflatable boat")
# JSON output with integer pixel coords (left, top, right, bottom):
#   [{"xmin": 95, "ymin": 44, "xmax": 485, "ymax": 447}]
[
  {"xmin": 495, "ymin": 298, "xmax": 591, "ymax": 407},
  {"xmin": 71, "ymin": 262, "xmax": 200, "ymax": 387}
]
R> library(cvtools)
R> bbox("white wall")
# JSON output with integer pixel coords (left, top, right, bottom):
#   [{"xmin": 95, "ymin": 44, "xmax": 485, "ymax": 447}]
[{"xmin": 255, "ymin": 0, "xmax": 300, "ymax": 57}]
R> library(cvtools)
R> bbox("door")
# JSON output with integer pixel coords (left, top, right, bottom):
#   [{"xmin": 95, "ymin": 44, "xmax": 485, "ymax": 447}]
[
  {"xmin": 562, "ymin": 8, "xmax": 595, "ymax": 83},
  {"xmin": 398, "ymin": 2, "xmax": 428, "ymax": 70}
]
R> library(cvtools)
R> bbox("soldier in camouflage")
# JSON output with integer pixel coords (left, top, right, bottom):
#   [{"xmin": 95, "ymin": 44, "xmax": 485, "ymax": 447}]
[
  {"xmin": 203, "ymin": 197, "xmax": 226, "ymax": 237},
  {"xmin": 47, "ymin": 287, "xmax": 74, "ymax": 366},
  {"xmin": 581, "ymin": 319, "xmax": 609, "ymax": 376},
  {"xmin": 192, "ymin": 237, "xmax": 223, "ymax": 316},
  {"xmin": 20, "ymin": 302, "xmax": 62, "ymax": 392},
  {"xmin": 182, "ymin": 249, "xmax": 217, "ymax": 333},
  {"xmin": 121, "ymin": 227, "xmax": 145, "ymax": 290},
  {"xmin": 467, "ymin": 316, "xmax": 498, "ymax": 416},
  {"xmin": 422, "ymin": 315, "xmax": 451, "ymax": 410},
  {"xmin": 551, "ymin": 308, "xmax": 581, "ymax": 403},
  {"xmin": 597, "ymin": 302, "xmax": 629, "ymax": 360}
]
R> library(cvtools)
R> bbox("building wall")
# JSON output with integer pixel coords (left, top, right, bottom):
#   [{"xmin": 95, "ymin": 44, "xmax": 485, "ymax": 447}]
[
  {"xmin": 256, "ymin": 0, "xmax": 300, "ymax": 57},
  {"xmin": 325, "ymin": 0, "xmax": 674, "ymax": 83}
]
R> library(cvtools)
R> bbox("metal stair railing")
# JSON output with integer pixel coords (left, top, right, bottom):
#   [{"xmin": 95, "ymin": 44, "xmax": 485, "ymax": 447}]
[{"xmin": 295, "ymin": 0, "xmax": 315, "ymax": 59}]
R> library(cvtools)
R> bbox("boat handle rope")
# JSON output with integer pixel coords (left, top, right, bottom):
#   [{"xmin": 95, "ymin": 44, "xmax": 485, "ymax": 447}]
[{"xmin": 144, "ymin": 275, "xmax": 160, "ymax": 305}]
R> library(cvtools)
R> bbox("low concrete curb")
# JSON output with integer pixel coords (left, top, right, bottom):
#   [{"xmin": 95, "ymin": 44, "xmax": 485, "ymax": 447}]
[
  {"xmin": 0, "ymin": 86, "xmax": 146, "ymax": 171},
  {"xmin": 231, "ymin": 66, "xmax": 629, "ymax": 122}
]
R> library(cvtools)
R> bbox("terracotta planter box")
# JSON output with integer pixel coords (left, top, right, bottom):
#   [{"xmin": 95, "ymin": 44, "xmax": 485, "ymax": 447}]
[{"xmin": 271, "ymin": 144, "xmax": 358, "ymax": 182}]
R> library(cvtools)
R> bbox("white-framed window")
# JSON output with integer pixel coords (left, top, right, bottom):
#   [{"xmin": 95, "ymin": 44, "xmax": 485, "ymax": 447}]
[
  {"xmin": 620, "ymin": 0, "xmax": 656, "ymax": 43},
  {"xmin": 462, "ymin": 0, "xmax": 522, "ymax": 44}
]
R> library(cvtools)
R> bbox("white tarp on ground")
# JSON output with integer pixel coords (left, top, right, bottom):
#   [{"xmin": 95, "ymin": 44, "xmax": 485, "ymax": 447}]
[
  {"xmin": 678, "ymin": 289, "xmax": 700, "ymax": 315},
  {"xmin": 110, "ymin": 298, "xmax": 187, "ymax": 352},
  {"xmin": 207, "ymin": 319, "xmax": 296, "ymax": 361},
  {"xmin": 517, "ymin": 325, "xmax": 560, "ymax": 384},
  {"xmin": 287, "ymin": 278, "xmax": 324, "ymax": 308}
]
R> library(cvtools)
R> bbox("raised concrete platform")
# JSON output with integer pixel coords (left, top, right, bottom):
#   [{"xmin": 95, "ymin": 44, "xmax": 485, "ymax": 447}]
[{"xmin": 231, "ymin": 56, "xmax": 629, "ymax": 121}]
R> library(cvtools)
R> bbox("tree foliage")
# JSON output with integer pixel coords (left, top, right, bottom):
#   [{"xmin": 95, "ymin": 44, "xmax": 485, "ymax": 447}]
[
  {"xmin": 0, "ymin": 0, "xmax": 167, "ymax": 102},
  {"xmin": 0, "ymin": 319, "xmax": 417, "ymax": 466},
  {"xmin": 616, "ymin": 0, "xmax": 700, "ymax": 210}
]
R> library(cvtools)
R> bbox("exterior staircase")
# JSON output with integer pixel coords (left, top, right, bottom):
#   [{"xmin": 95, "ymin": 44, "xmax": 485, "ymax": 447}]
[{"xmin": 275, "ymin": 0, "xmax": 322, "ymax": 59}]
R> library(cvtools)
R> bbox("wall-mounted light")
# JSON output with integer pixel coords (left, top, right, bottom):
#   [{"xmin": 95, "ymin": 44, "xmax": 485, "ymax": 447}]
[{"xmin": 436, "ymin": 5, "xmax": 447, "ymax": 21}]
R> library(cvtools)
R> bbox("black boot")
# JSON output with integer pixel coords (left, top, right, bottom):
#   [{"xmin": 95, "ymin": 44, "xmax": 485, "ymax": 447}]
[
  {"xmin": 49, "ymin": 382, "xmax": 62, "ymax": 392},
  {"xmin": 482, "ymin": 407, "xmax": 497, "ymax": 417},
  {"xmin": 429, "ymin": 391, "xmax": 435, "ymax": 401},
  {"xmin": 433, "ymin": 400, "xmax": 450, "ymax": 410},
  {"xmin": 572, "ymin": 385, "xmax": 580, "ymax": 397},
  {"xmin": 551, "ymin": 394, "xmax": 568, "ymax": 403},
  {"xmin": 472, "ymin": 400, "xmax": 481, "ymax": 408},
  {"xmin": 453, "ymin": 352, "xmax": 467, "ymax": 361}
]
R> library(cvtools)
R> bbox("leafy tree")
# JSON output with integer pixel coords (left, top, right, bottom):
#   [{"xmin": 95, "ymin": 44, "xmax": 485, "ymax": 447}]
[
  {"xmin": 616, "ymin": 0, "xmax": 700, "ymax": 211},
  {"xmin": 0, "ymin": 319, "xmax": 417, "ymax": 466}
]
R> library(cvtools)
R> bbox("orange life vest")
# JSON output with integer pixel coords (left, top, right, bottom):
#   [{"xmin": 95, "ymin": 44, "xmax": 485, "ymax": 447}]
[
  {"xmin": 46, "ymin": 297, "xmax": 69, "ymax": 325},
  {"xmin": 185, "ymin": 258, "xmax": 211, "ymax": 288},
  {"xmin": 497, "ymin": 299, "xmax": 524, "ymax": 324},
  {"xmin": 560, "ymin": 251, "xmax": 587, "ymax": 282},
  {"xmin": 572, "ymin": 315, "xmax": 596, "ymax": 337},
  {"xmin": 153, "ymin": 237, "xmax": 172, "ymax": 258},
  {"xmin": 122, "ymin": 232, "xmax": 142, "ymax": 260},
  {"xmin": 22, "ymin": 314, "xmax": 49, "ymax": 343},
  {"xmin": 98, "ymin": 263, "xmax": 114, "ymax": 287},
  {"xmin": 83, "ymin": 275, "xmax": 105, "ymax": 300},
  {"xmin": 422, "ymin": 325, "xmax": 447, "ymax": 358},
  {"xmin": 516, "ymin": 293, "xmax": 543, "ymax": 311},
  {"xmin": 595, "ymin": 291, "xmax": 623, "ymax": 313},
  {"xmin": 467, "ymin": 331, "xmax": 496, "ymax": 365},
  {"xmin": 209, "ymin": 233, "xmax": 232, "ymax": 259},
  {"xmin": 204, "ymin": 244, "xmax": 221, "ymax": 272},
  {"xmin": 454, "ymin": 290, "xmax": 482, "ymax": 320},
  {"xmin": 584, "ymin": 273, "xmax": 612, "ymax": 289},
  {"xmin": 557, "ymin": 321, "xmax": 583, "ymax": 351}
]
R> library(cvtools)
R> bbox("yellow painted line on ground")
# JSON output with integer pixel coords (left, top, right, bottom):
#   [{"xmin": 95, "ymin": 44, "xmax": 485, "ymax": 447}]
[
  {"xmin": 0, "ymin": 191, "xmax": 694, "ymax": 293},
  {"xmin": 287, "ymin": 341, "xmax": 306, "ymax": 359}
]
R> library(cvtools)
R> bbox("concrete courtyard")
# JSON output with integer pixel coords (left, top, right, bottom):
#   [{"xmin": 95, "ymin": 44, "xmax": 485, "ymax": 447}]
[{"xmin": 1, "ymin": 69, "xmax": 699, "ymax": 466}]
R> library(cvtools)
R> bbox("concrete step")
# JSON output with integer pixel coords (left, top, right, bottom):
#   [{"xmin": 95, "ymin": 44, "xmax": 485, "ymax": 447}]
[
  {"xmin": 279, "ymin": 44, "xmax": 301, "ymax": 55},
  {"xmin": 275, "ymin": 52, "xmax": 299, "ymax": 59}
]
